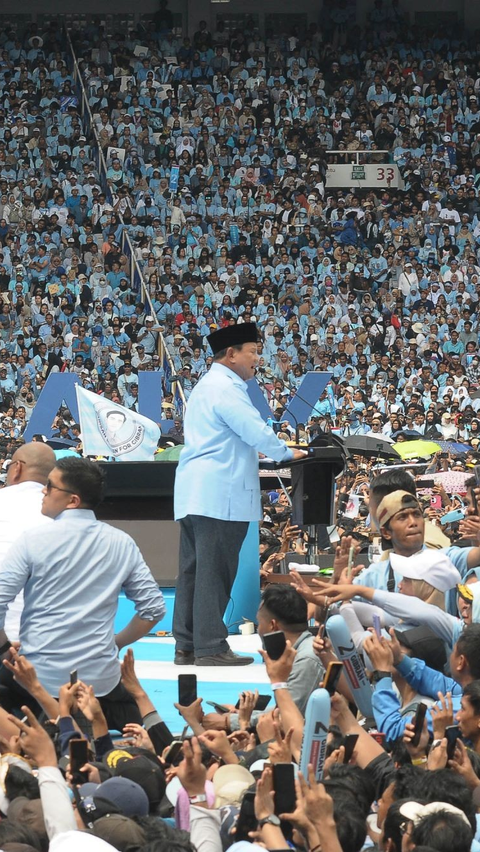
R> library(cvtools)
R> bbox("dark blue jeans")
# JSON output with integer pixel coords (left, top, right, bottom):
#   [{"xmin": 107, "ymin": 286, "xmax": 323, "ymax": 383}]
[{"xmin": 173, "ymin": 515, "xmax": 249, "ymax": 657}]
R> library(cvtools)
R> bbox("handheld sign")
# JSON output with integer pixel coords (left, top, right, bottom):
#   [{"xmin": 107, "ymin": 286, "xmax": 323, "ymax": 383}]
[
  {"xmin": 326, "ymin": 614, "xmax": 373, "ymax": 718},
  {"xmin": 299, "ymin": 688, "xmax": 331, "ymax": 782},
  {"xmin": 169, "ymin": 166, "xmax": 180, "ymax": 193}
]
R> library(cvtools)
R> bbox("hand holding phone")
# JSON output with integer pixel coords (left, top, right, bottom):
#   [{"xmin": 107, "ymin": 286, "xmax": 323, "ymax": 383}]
[
  {"xmin": 410, "ymin": 702, "xmax": 428, "ymax": 748},
  {"xmin": 235, "ymin": 790, "xmax": 257, "ymax": 842},
  {"xmin": 263, "ymin": 631, "xmax": 287, "ymax": 660},
  {"xmin": 206, "ymin": 701, "xmax": 230, "ymax": 714},
  {"xmin": 273, "ymin": 763, "xmax": 296, "ymax": 815},
  {"xmin": 178, "ymin": 674, "xmax": 197, "ymax": 706},
  {"xmin": 273, "ymin": 763, "xmax": 295, "ymax": 839},
  {"xmin": 69, "ymin": 738, "xmax": 89, "ymax": 785},
  {"xmin": 322, "ymin": 661, "xmax": 343, "ymax": 696},
  {"xmin": 343, "ymin": 733, "xmax": 359, "ymax": 764},
  {"xmin": 445, "ymin": 725, "xmax": 461, "ymax": 761},
  {"xmin": 164, "ymin": 740, "xmax": 183, "ymax": 766},
  {"xmin": 234, "ymin": 694, "xmax": 271, "ymax": 712}
]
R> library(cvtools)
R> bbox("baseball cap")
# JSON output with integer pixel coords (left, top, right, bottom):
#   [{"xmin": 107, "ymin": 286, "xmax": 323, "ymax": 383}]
[
  {"xmin": 398, "ymin": 801, "xmax": 470, "ymax": 829},
  {"xmin": 93, "ymin": 777, "xmax": 149, "ymax": 817},
  {"xmin": 113, "ymin": 754, "xmax": 166, "ymax": 810},
  {"xmin": 390, "ymin": 550, "xmax": 461, "ymax": 592},
  {"xmin": 376, "ymin": 490, "xmax": 420, "ymax": 527},
  {"xmin": 93, "ymin": 813, "xmax": 146, "ymax": 848}
]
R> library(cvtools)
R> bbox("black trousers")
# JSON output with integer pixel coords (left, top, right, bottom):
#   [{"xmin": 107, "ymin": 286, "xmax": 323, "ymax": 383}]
[
  {"xmin": 173, "ymin": 515, "xmax": 249, "ymax": 657},
  {"xmin": 0, "ymin": 663, "xmax": 142, "ymax": 732}
]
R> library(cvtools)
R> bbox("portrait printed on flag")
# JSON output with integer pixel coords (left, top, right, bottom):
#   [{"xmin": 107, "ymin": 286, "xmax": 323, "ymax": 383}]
[{"xmin": 94, "ymin": 403, "xmax": 145, "ymax": 458}]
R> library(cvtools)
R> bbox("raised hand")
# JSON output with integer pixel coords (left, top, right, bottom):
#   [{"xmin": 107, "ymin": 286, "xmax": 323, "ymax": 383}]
[
  {"xmin": 3, "ymin": 648, "xmax": 40, "ymax": 695},
  {"xmin": 430, "ymin": 692, "xmax": 454, "ymax": 739},
  {"xmin": 403, "ymin": 719, "xmax": 429, "ymax": 760},
  {"xmin": 177, "ymin": 737, "xmax": 207, "ymax": 797},
  {"xmin": 267, "ymin": 722, "xmax": 294, "ymax": 764},
  {"xmin": 332, "ymin": 535, "xmax": 360, "ymax": 582},
  {"xmin": 122, "ymin": 723, "xmax": 155, "ymax": 753},
  {"xmin": 174, "ymin": 696, "xmax": 205, "ymax": 729},
  {"xmin": 120, "ymin": 648, "xmax": 144, "ymax": 699},
  {"xmin": 76, "ymin": 682, "xmax": 104, "ymax": 723},
  {"xmin": 363, "ymin": 631, "xmax": 394, "ymax": 672},
  {"xmin": 7, "ymin": 706, "xmax": 57, "ymax": 767},
  {"xmin": 259, "ymin": 639, "xmax": 297, "ymax": 683},
  {"xmin": 254, "ymin": 765, "xmax": 275, "ymax": 821},
  {"xmin": 301, "ymin": 765, "xmax": 336, "ymax": 825},
  {"xmin": 198, "ymin": 729, "xmax": 238, "ymax": 764},
  {"xmin": 58, "ymin": 681, "xmax": 82, "ymax": 717},
  {"xmin": 237, "ymin": 690, "xmax": 258, "ymax": 730}
]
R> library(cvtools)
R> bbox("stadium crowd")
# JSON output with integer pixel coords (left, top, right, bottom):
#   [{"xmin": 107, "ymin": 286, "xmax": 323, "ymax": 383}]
[{"xmin": 0, "ymin": 6, "xmax": 480, "ymax": 852}]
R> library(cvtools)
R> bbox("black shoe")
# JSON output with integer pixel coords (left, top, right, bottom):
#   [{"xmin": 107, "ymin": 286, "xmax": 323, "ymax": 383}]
[
  {"xmin": 195, "ymin": 649, "xmax": 255, "ymax": 666},
  {"xmin": 174, "ymin": 649, "xmax": 195, "ymax": 665}
]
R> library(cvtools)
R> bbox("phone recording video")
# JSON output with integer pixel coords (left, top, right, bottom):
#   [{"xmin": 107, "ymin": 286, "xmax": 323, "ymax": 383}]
[
  {"xmin": 263, "ymin": 630, "xmax": 287, "ymax": 660},
  {"xmin": 69, "ymin": 737, "xmax": 89, "ymax": 785},
  {"xmin": 322, "ymin": 661, "xmax": 343, "ymax": 696},
  {"xmin": 178, "ymin": 674, "xmax": 197, "ymax": 706}
]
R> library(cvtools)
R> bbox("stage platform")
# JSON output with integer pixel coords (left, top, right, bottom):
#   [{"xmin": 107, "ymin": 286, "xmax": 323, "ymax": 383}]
[{"xmin": 120, "ymin": 634, "xmax": 271, "ymax": 734}]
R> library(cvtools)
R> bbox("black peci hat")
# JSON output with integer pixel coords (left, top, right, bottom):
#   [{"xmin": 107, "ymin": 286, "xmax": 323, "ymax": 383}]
[{"xmin": 207, "ymin": 323, "xmax": 258, "ymax": 355}]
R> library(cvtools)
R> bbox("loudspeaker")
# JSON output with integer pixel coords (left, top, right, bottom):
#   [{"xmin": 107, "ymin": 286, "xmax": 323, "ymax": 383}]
[{"xmin": 290, "ymin": 461, "xmax": 336, "ymax": 526}]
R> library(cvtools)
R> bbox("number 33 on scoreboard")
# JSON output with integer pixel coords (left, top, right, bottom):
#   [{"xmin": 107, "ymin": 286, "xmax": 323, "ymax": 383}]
[{"xmin": 377, "ymin": 167, "xmax": 395, "ymax": 181}]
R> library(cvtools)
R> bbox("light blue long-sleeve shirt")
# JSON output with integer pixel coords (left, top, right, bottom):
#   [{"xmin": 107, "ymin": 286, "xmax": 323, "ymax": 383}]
[
  {"xmin": 354, "ymin": 545, "xmax": 472, "ymax": 615},
  {"xmin": 371, "ymin": 655, "xmax": 462, "ymax": 742},
  {"xmin": 372, "ymin": 589, "xmax": 464, "ymax": 653},
  {"xmin": 174, "ymin": 363, "xmax": 294, "ymax": 522},
  {"xmin": 0, "ymin": 509, "xmax": 165, "ymax": 696}
]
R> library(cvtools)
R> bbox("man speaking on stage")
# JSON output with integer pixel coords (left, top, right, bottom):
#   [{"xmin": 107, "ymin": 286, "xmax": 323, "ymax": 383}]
[{"xmin": 173, "ymin": 323, "xmax": 306, "ymax": 666}]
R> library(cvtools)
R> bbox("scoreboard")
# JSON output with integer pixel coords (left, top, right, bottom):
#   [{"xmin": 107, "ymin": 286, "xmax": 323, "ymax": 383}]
[{"xmin": 326, "ymin": 163, "xmax": 404, "ymax": 189}]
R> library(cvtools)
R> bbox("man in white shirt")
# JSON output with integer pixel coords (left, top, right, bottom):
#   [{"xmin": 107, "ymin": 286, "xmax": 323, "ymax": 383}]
[
  {"xmin": 439, "ymin": 200, "xmax": 461, "ymax": 236},
  {"xmin": 0, "ymin": 441, "xmax": 55, "ymax": 640}
]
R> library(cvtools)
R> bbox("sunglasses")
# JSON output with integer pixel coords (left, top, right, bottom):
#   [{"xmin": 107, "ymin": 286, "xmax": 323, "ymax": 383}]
[{"xmin": 45, "ymin": 479, "xmax": 75, "ymax": 495}]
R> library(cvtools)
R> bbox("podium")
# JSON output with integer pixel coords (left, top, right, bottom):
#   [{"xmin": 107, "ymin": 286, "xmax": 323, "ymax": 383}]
[
  {"xmin": 260, "ymin": 445, "xmax": 345, "ymax": 526},
  {"xmin": 259, "ymin": 443, "xmax": 346, "ymax": 557}
]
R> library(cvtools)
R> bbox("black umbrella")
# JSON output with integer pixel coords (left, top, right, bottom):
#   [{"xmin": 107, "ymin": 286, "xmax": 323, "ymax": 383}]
[
  {"xmin": 343, "ymin": 435, "xmax": 401, "ymax": 459},
  {"xmin": 391, "ymin": 429, "xmax": 424, "ymax": 440}
]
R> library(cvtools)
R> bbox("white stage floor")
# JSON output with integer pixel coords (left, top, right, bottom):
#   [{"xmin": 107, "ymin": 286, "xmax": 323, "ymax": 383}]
[{"xmin": 123, "ymin": 634, "xmax": 272, "ymax": 733}]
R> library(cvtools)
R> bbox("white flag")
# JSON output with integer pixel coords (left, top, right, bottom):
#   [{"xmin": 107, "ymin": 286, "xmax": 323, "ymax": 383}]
[{"xmin": 75, "ymin": 385, "xmax": 160, "ymax": 461}]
